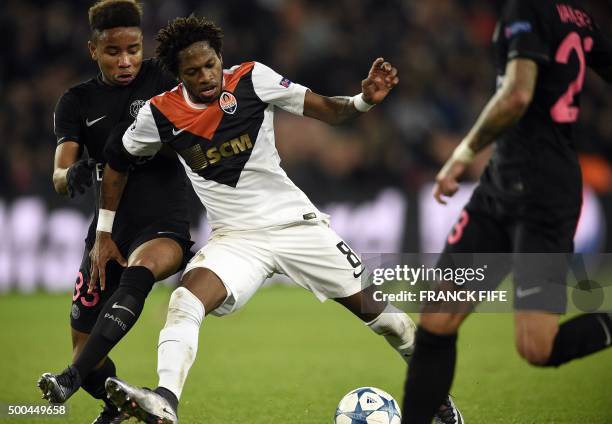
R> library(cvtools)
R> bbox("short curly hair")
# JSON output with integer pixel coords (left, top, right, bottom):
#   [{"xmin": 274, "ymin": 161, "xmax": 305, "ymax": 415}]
[
  {"xmin": 88, "ymin": 0, "xmax": 143, "ymax": 37},
  {"xmin": 155, "ymin": 16, "xmax": 223, "ymax": 77}
]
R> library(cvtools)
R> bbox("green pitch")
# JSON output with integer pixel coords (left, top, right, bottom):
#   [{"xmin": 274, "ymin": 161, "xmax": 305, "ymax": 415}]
[{"xmin": 0, "ymin": 285, "xmax": 610, "ymax": 423}]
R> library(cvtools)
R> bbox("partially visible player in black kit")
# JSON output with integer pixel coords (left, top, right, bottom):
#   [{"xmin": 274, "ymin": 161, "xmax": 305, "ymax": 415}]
[
  {"xmin": 403, "ymin": 0, "xmax": 612, "ymax": 423},
  {"xmin": 37, "ymin": 1, "xmax": 192, "ymax": 423}
]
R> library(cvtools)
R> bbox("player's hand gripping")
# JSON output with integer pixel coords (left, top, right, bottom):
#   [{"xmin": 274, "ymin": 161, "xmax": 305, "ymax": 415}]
[
  {"xmin": 361, "ymin": 58, "xmax": 399, "ymax": 105},
  {"xmin": 66, "ymin": 158, "xmax": 96, "ymax": 198},
  {"xmin": 88, "ymin": 231, "xmax": 127, "ymax": 293},
  {"xmin": 433, "ymin": 159, "xmax": 467, "ymax": 205}
]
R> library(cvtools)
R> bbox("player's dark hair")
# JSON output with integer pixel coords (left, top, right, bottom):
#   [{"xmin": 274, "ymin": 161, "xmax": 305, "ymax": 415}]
[
  {"xmin": 88, "ymin": 0, "xmax": 143, "ymax": 37},
  {"xmin": 155, "ymin": 16, "xmax": 224, "ymax": 77}
]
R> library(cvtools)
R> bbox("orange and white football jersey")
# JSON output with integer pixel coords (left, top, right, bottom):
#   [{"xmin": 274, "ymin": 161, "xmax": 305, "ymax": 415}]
[{"xmin": 123, "ymin": 61, "xmax": 326, "ymax": 232}]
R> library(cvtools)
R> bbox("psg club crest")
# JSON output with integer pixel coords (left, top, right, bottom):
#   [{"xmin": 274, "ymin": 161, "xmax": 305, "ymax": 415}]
[
  {"xmin": 130, "ymin": 99, "xmax": 146, "ymax": 118},
  {"xmin": 71, "ymin": 304, "xmax": 80, "ymax": 319},
  {"xmin": 219, "ymin": 91, "xmax": 238, "ymax": 115}
]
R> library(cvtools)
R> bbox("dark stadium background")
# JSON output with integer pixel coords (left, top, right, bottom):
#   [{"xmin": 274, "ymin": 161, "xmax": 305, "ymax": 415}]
[
  {"xmin": 0, "ymin": 0, "xmax": 611, "ymax": 293},
  {"xmin": 0, "ymin": 2, "xmax": 611, "ymax": 423}
]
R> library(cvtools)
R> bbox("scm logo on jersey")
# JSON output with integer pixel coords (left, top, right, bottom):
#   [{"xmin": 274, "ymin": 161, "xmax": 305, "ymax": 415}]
[
  {"xmin": 180, "ymin": 133, "xmax": 253, "ymax": 171},
  {"xmin": 219, "ymin": 91, "xmax": 238, "ymax": 115}
]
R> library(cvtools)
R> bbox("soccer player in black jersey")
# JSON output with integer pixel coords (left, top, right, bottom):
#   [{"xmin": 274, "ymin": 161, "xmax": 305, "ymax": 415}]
[
  {"xmin": 37, "ymin": 2, "xmax": 192, "ymax": 423},
  {"xmin": 403, "ymin": 1, "xmax": 612, "ymax": 422}
]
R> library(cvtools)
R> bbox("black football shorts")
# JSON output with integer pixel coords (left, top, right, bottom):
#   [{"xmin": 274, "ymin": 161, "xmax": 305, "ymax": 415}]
[
  {"xmin": 70, "ymin": 220, "xmax": 193, "ymax": 333},
  {"xmin": 432, "ymin": 188, "xmax": 578, "ymax": 313}
]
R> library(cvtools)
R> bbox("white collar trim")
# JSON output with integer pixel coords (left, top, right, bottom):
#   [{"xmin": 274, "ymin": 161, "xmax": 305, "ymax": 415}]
[{"xmin": 181, "ymin": 84, "xmax": 208, "ymax": 110}]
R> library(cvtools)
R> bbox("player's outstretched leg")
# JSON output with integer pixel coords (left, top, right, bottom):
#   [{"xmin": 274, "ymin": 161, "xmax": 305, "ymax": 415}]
[
  {"xmin": 365, "ymin": 303, "xmax": 417, "ymax": 361},
  {"xmin": 335, "ymin": 287, "xmax": 464, "ymax": 423},
  {"xmin": 515, "ymin": 311, "xmax": 612, "ymax": 367},
  {"xmin": 106, "ymin": 377, "xmax": 177, "ymax": 424},
  {"xmin": 37, "ymin": 265, "xmax": 156, "ymax": 405},
  {"xmin": 334, "ymin": 284, "xmax": 417, "ymax": 361},
  {"xmin": 402, "ymin": 312, "xmax": 468, "ymax": 424},
  {"xmin": 39, "ymin": 238, "xmax": 184, "ymax": 409},
  {"xmin": 72, "ymin": 331, "xmax": 126, "ymax": 423},
  {"xmin": 156, "ymin": 268, "xmax": 227, "ymax": 408},
  {"xmin": 365, "ymin": 304, "xmax": 464, "ymax": 422},
  {"xmin": 110, "ymin": 268, "xmax": 227, "ymax": 422}
]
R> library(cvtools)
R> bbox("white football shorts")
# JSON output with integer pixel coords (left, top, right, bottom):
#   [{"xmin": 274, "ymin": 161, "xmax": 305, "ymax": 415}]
[{"xmin": 182, "ymin": 220, "xmax": 365, "ymax": 316}]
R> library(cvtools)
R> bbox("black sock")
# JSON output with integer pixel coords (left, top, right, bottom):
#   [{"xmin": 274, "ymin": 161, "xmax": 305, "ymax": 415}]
[
  {"xmin": 74, "ymin": 266, "xmax": 155, "ymax": 378},
  {"xmin": 402, "ymin": 326, "xmax": 457, "ymax": 424},
  {"xmin": 81, "ymin": 357, "xmax": 117, "ymax": 411},
  {"xmin": 155, "ymin": 386, "xmax": 179, "ymax": 414},
  {"xmin": 546, "ymin": 313, "xmax": 612, "ymax": 367}
]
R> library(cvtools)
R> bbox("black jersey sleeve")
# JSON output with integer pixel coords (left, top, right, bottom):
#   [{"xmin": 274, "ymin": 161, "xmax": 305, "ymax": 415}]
[
  {"xmin": 503, "ymin": 0, "xmax": 551, "ymax": 64},
  {"xmin": 54, "ymin": 90, "xmax": 82, "ymax": 145},
  {"xmin": 104, "ymin": 121, "xmax": 136, "ymax": 172}
]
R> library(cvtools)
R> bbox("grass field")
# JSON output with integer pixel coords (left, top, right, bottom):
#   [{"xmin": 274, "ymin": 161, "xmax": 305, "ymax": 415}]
[{"xmin": 0, "ymin": 284, "xmax": 611, "ymax": 423}]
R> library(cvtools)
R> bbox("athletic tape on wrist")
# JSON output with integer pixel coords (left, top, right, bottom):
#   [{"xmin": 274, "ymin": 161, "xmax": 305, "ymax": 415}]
[
  {"xmin": 451, "ymin": 143, "xmax": 476, "ymax": 164},
  {"xmin": 96, "ymin": 209, "xmax": 115, "ymax": 233},
  {"xmin": 352, "ymin": 93, "xmax": 375, "ymax": 112}
]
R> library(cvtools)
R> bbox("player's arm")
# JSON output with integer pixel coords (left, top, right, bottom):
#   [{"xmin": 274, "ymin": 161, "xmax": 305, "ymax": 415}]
[
  {"xmin": 53, "ymin": 92, "xmax": 96, "ymax": 197},
  {"xmin": 89, "ymin": 111, "xmax": 162, "ymax": 292},
  {"xmin": 433, "ymin": 58, "xmax": 538, "ymax": 204},
  {"xmin": 303, "ymin": 57, "xmax": 399, "ymax": 125},
  {"xmin": 88, "ymin": 163, "xmax": 129, "ymax": 293},
  {"xmin": 53, "ymin": 142, "xmax": 79, "ymax": 195}
]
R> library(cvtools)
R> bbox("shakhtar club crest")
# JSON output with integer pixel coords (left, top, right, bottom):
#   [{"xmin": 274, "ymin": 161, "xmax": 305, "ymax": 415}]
[{"xmin": 219, "ymin": 91, "xmax": 238, "ymax": 115}]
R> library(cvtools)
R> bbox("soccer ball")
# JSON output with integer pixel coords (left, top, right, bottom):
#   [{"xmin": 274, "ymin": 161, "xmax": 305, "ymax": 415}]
[{"xmin": 334, "ymin": 387, "xmax": 402, "ymax": 424}]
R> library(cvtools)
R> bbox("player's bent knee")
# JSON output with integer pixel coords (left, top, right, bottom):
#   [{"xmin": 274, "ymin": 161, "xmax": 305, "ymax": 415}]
[
  {"xmin": 419, "ymin": 312, "xmax": 464, "ymax": 335},
  {"xmin": 130, "ymin": 255, "xmax": 178, "ymax": 280},
  {"xmin": 515, "ymin": 338, "xmax": 554, "ymax": 366},
  {"xmin": 166, "ymin": 287, "xmax": 205, "ymax": 327},
  {"xmin": 514, "ymin": 312, "xmax": 558, "ymax": 366},
  {"xmin": 180, "ymin": 268, "xmax": 228, "ymax": 314},
  {"xmin": 130, "ymin": 256, "xmax": 158, "ymax": 273},
  {"xmin": 129, "ymin": 239, "xmax": 183, "ymax": 280}
]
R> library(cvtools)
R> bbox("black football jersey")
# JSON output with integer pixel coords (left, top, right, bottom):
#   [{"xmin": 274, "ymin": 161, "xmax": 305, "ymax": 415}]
[
  {"xmin": 53, "ymin": 59, "xmax": 189, "ymax": 248},
  {"xmin": 481, "ymin": 0, "xmax": 612, "ymax": 218}
]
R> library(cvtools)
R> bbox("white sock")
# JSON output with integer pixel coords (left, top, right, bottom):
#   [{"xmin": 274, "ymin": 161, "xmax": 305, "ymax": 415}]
[
  {"xmin": 366, "ymin": 303, "xmax": 416, "ymax": 363},
  {"xmin": 157, "ymin": 287, "xmax": 205, "ymax": 399}
]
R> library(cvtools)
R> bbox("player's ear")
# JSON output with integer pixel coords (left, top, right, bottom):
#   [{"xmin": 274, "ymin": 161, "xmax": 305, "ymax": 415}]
[{"xmin": 88, "ymin": 40, "xmax": 98, "ymax": 61}]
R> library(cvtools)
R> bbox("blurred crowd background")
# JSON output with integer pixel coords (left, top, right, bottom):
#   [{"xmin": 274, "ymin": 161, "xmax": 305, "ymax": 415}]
[
  {"xmin": 1, "ymin": 0, "xmax": 611, "ymax": 291},
  {"xmin": 1, "ymin": 0, "xmax": 611, "ymax": 203}
]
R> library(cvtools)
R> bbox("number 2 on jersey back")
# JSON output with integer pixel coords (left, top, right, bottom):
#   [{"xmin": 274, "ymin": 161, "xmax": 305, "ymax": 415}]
[{"xmin": 550, "ymin": 32, "xmax": 593, "ymax": 123}]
